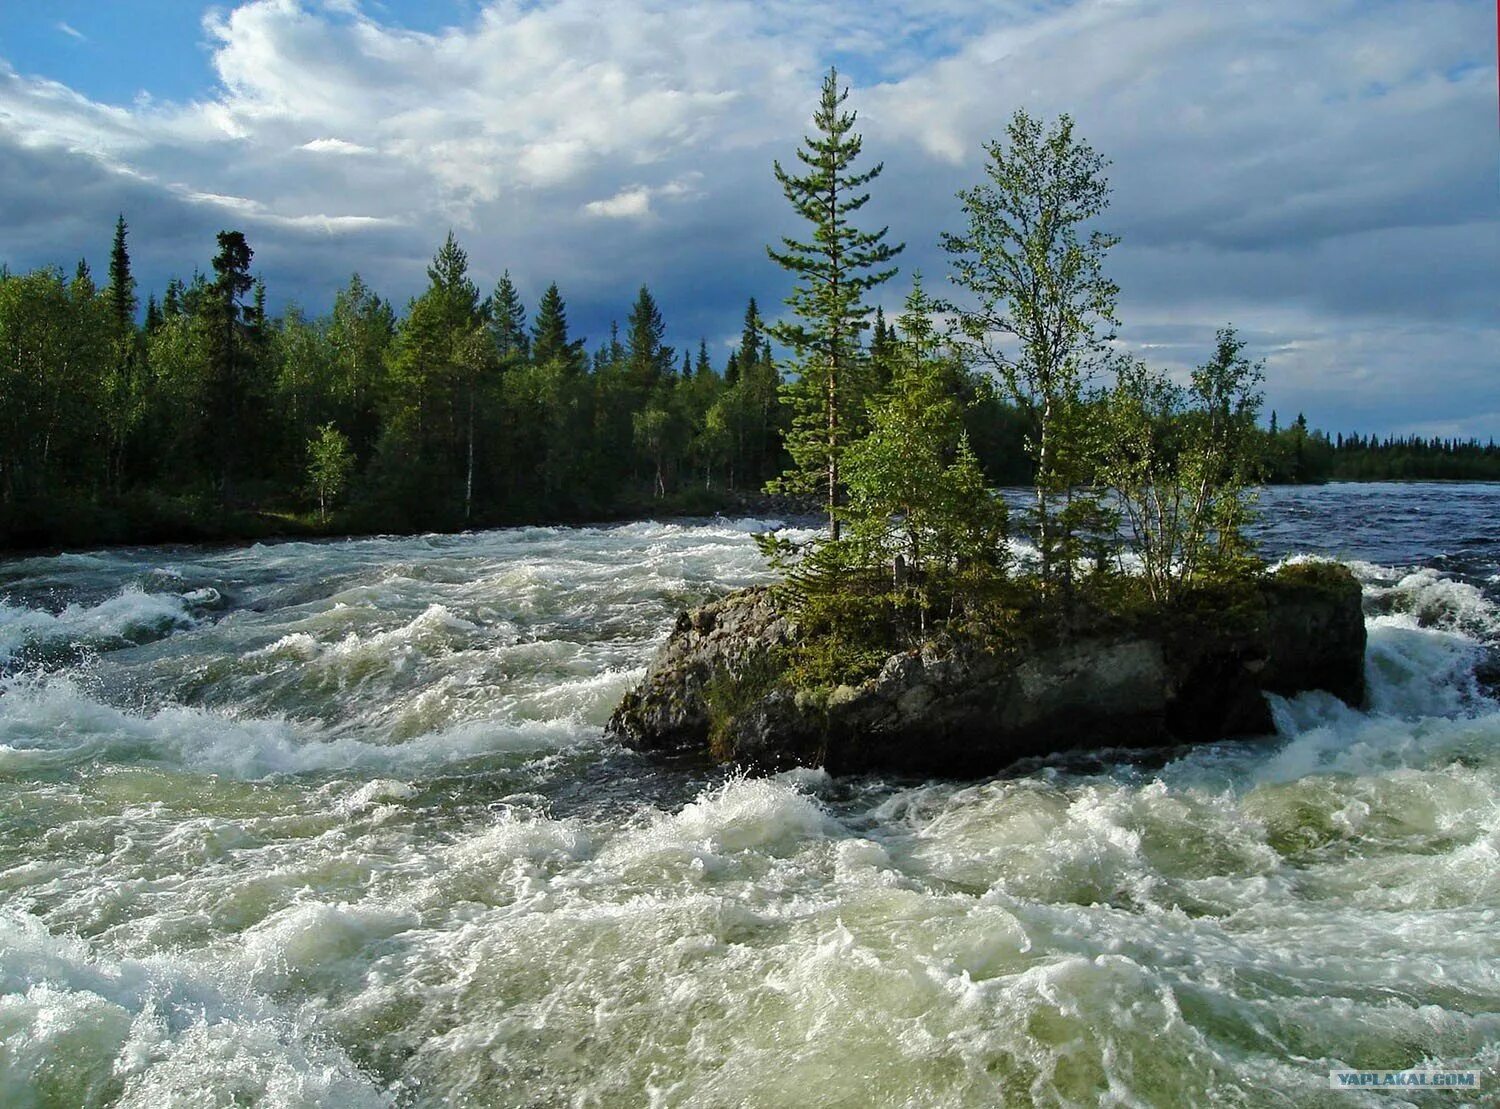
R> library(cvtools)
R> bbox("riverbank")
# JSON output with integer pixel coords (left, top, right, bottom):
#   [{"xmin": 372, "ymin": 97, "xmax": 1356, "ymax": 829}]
[
  {"xmin": 11, "ymin": 477, "xmax": 1500, "ymax": 558},
  {"xmin": 0, "ymin": 487, "xmax": 822, "ymax": 557}
]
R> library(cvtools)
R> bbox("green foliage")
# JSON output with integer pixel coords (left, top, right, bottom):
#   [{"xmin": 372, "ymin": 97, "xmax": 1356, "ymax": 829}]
[
  {"xmin": 7, "ymin": 101, "xmax": 1483, "ymax": 559},
  {"xmin": 766, "ymin": 67, "xmax": 903, "ymax": 538},
  {"xmin": 941, "ymin": 109, "xmax": 1119, "ymax": 587},
  {"xmin": 625, "ymin": 285, "xmax": 672, "ymax": 392},
  {"xmin": 842, "ymin": 282, "xmax": 1009, "ymax": 594},
  {"xmin": 489, "ymin": 271, "xmax": 529, "ymax": 362},
  {"xmin": 1091, "ymin": 328, "xmax": 1265, "ymax": 600},
  {"xmin": 703, "ymin": 649, "xmax": 788, "ymax": 761},
  {"xmin": 307, "ymin": 423, "xmax": 354, "ymax": 521}
]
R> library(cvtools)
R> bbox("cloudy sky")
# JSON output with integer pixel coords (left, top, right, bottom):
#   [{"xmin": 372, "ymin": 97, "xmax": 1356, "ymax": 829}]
[{"xmin": 1, "ymin": 0, "xmax": 1495, "ymax": 436}]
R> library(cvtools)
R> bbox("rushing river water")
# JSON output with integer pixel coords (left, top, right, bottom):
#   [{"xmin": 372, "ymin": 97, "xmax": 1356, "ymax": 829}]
[{"xmin": 1, "ymin": 483, "xmax": 1497, "ymax": 1107}]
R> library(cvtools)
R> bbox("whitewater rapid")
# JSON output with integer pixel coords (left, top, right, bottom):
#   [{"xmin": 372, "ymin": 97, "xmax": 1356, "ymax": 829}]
[{"xmin": 0, "ymin": 485, "xmax": 1497, "ymax": 1107}]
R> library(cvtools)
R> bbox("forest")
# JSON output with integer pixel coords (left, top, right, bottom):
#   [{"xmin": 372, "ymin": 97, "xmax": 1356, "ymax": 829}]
[
  {"xmin": 0, "ymin": 218, "xmax": 1038, "ymax": 549},
  {"xmin": 0, "ymin": 85, "xmax": 1494, "ymax": 552}
]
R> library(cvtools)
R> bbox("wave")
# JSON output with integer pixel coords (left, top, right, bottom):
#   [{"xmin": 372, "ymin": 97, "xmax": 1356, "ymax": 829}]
[
  {"xmin": 0, "ymin": 587, "xmax": 214, "ymax": 670},
  {"xmin": 0, "ymin": 674, "xmax": 589, "ymax": 780}
]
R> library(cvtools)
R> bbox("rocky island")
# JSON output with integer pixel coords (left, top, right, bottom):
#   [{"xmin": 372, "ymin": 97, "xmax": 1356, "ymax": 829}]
[
  {"xmin": 608, "ymin": 561, "xmax": 1366, "ymax": 776},
  {"xmin": 601, "ymin": 95, "xmax": 1375, "ymax": 780}
]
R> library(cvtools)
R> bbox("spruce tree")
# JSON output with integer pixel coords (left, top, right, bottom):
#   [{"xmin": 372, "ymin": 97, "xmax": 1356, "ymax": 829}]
[
  {"xmin": 531, "ymin": 283, "xmax": 582, "ymax": 368},
  {"xmin": 428, "ymin": 231, "xmax": 480, "ymax": 317},
  {"xmin": 431, "ymin": 233, "xmax": 485, "ymax": 518},
  {"xmin": 625, "ymin": 285, "xmax": 669, "ymax": 390},
  {"xmin": 207, "ymin": 230, "xmax": 255, "ymax": 493},
  {"xmin": 842, "ymin": 281, "xmax": 1006, "ymax": 622},
  {"xmin": 869, "ymin": 305, "xmax": 897, "ymax": 393},
  {"xmin": 696, "ymin": 339, "xmax": 712, "ymax": 378},
  {"xmin": 104, "ymin": 215, "xmax": 140, "ymax": 491},
  {"xmin": 767, "ymin": 67, "xmax": 903, "ymax": 539},
  {"xmin": 107, "ymin": 214, "xmax": 136, "ymax": 333},
  {"xmin": 738, "ymin": 298, "xmax": 763, "ymax": 369},
  {"xmin": 490, "ymin": 271, "xmax": 528, "ymax": 361}
]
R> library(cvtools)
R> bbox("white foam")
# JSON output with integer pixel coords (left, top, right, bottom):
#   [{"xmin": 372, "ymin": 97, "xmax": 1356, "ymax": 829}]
[
  {"xmin": 0, "ymin": 910, "xmax": 388, "ymax": 1108},
  {"xmin": 0, "ymin": 675, "xmax": 584, "ymax": 780},
  {"xmin": 0, "ymin": 587, "xmax": 199, "ymax": 667}
]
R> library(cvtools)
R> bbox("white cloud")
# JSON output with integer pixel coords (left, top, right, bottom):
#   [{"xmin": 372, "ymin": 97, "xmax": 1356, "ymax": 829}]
[
  {"xmin": 56, "ymin": 22, "xmax": 86, "ymax": 42},
  {"xmin": 299, "ymin": 137, "xmax": 374, "ymax": 155},
  {"xmin": 584, "ymin": 175, "xmax": 702, "ymax": 219},
  {"xmin": 585, "ymin": 186, "xmax": 653, "ymax": 220}
]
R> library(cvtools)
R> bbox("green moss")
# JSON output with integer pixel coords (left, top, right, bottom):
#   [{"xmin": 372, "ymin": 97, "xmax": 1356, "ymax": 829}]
[
  {"xmin": 760, "ymin": 557, "xmax": 1338, "ymax": 707},
  {"xmin": 1272, "ymin": 559, "xmax": 1358, "ymax": 592},
  {"xmin": 704, "ymin": 650, "xmax": 788, "ymax": 761}
]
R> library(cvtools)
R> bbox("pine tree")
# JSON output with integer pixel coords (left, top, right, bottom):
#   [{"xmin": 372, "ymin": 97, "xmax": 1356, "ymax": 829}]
[
  {"xmin": 696, "ymin": 339, "xmax": 712, "ymax": 378},
  {"xmin": 490, "ymin": 271, "xmax": 529, "ymax": 361},
  {"xmin": 207, "ymin": 230, "xmax": 255, "ymax": 493},
  {"xmin": 107, "ymin": 214, "xmax": 136, "ymax": 333},
  {"xmin": 625, "ymin": 285, "xmax": 669, "ymax": 391},
  {"xmin": 767, "ymin": 67, "xmax": 903, "ymax": 539},
  {"xmin": 531, "ymin": 283, "xmax": 582, "ymax": 369}
]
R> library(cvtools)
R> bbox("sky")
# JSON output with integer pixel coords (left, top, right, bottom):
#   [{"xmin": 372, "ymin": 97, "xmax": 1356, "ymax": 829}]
[{"xmin": 0, "ymin": 0, "xmax": 1495, "ymax": 438}]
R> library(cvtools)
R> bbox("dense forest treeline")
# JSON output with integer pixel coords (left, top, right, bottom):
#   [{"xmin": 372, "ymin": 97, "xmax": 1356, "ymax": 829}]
[
  {"xmin": 1260, "ymin": 412, "xmax": 1500, "ymax": 483},
  {"xmin": 0, "ymin": 218, "xmax": 1036, "ymax": 548},
  {"xmin": 1, "ymin": 215, "xmax": 1495, "ymax": 551}
]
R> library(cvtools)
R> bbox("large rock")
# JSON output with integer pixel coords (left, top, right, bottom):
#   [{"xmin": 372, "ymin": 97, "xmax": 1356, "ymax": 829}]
[{"xmin": 607, "ymin": 563, "xmax": 1367, "ymax": 777}]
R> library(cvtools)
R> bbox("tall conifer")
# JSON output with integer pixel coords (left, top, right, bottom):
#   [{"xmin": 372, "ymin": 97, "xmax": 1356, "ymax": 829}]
[
  {"xmin": 107, "ymin": 214, "xmax": 136, "ymax": 333},
  {"xmin": 531, "ymin": 283, "xmax": 581, "ymax": 368},
  {"xmin": 767, "ymin": 68, "xmax": 903, "ymax": 539},
  {"xmin": 490, "ymin": 271, "xmax": 528, "ymax": 361}
]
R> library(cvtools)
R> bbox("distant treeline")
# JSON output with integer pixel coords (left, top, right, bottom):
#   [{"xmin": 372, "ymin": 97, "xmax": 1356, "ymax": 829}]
[
  {"xmin": 1260, "ymin": 412, "xmax": 1500, "ymax": 483},
  {"xmin": 0, "ymin": 217, "xmax": 1492, "ymax": 550}
]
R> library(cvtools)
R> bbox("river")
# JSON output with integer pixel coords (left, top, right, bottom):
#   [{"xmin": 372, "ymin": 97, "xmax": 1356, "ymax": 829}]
[{"xmin": 1, "ymin": 483, "xmax": 1497, "ymax": 1106}]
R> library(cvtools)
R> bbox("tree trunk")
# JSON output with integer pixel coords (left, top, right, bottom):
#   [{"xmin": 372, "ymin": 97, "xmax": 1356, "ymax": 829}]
[
  {"xmin": 827, "ymin": 355, "xmax": 840, "ymax": 541},
  {"xmin": 1037, "ymin": 393, "xmax": 1053, "ymax": 585}
]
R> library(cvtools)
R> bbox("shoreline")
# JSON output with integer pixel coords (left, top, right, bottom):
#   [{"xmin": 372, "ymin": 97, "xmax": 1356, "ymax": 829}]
[
  {"xmin": 0, "ymin": 490, "xmax": 823, "ymax": 560},
  {"xmin": 4, "ymin": 477, "xmax": 1497, "ymax": 560}
]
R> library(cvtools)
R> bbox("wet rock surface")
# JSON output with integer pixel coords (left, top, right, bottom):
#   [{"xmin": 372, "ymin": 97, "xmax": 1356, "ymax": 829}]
[{"xmin": 608, "ymin": 565, "xmax": 1368, "ymax": 776}]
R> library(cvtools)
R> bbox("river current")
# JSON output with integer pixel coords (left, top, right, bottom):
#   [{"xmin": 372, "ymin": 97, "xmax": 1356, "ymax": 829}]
[{"xmin": 1, "ymin": 483, "xmax": 1497, "ymax": 1107}]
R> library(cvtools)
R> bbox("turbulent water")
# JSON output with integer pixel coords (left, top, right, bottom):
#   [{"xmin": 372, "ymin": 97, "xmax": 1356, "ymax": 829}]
[{"xmin": 1, "ymin": 483, "xmax": 1497, "ymax": 1108}]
